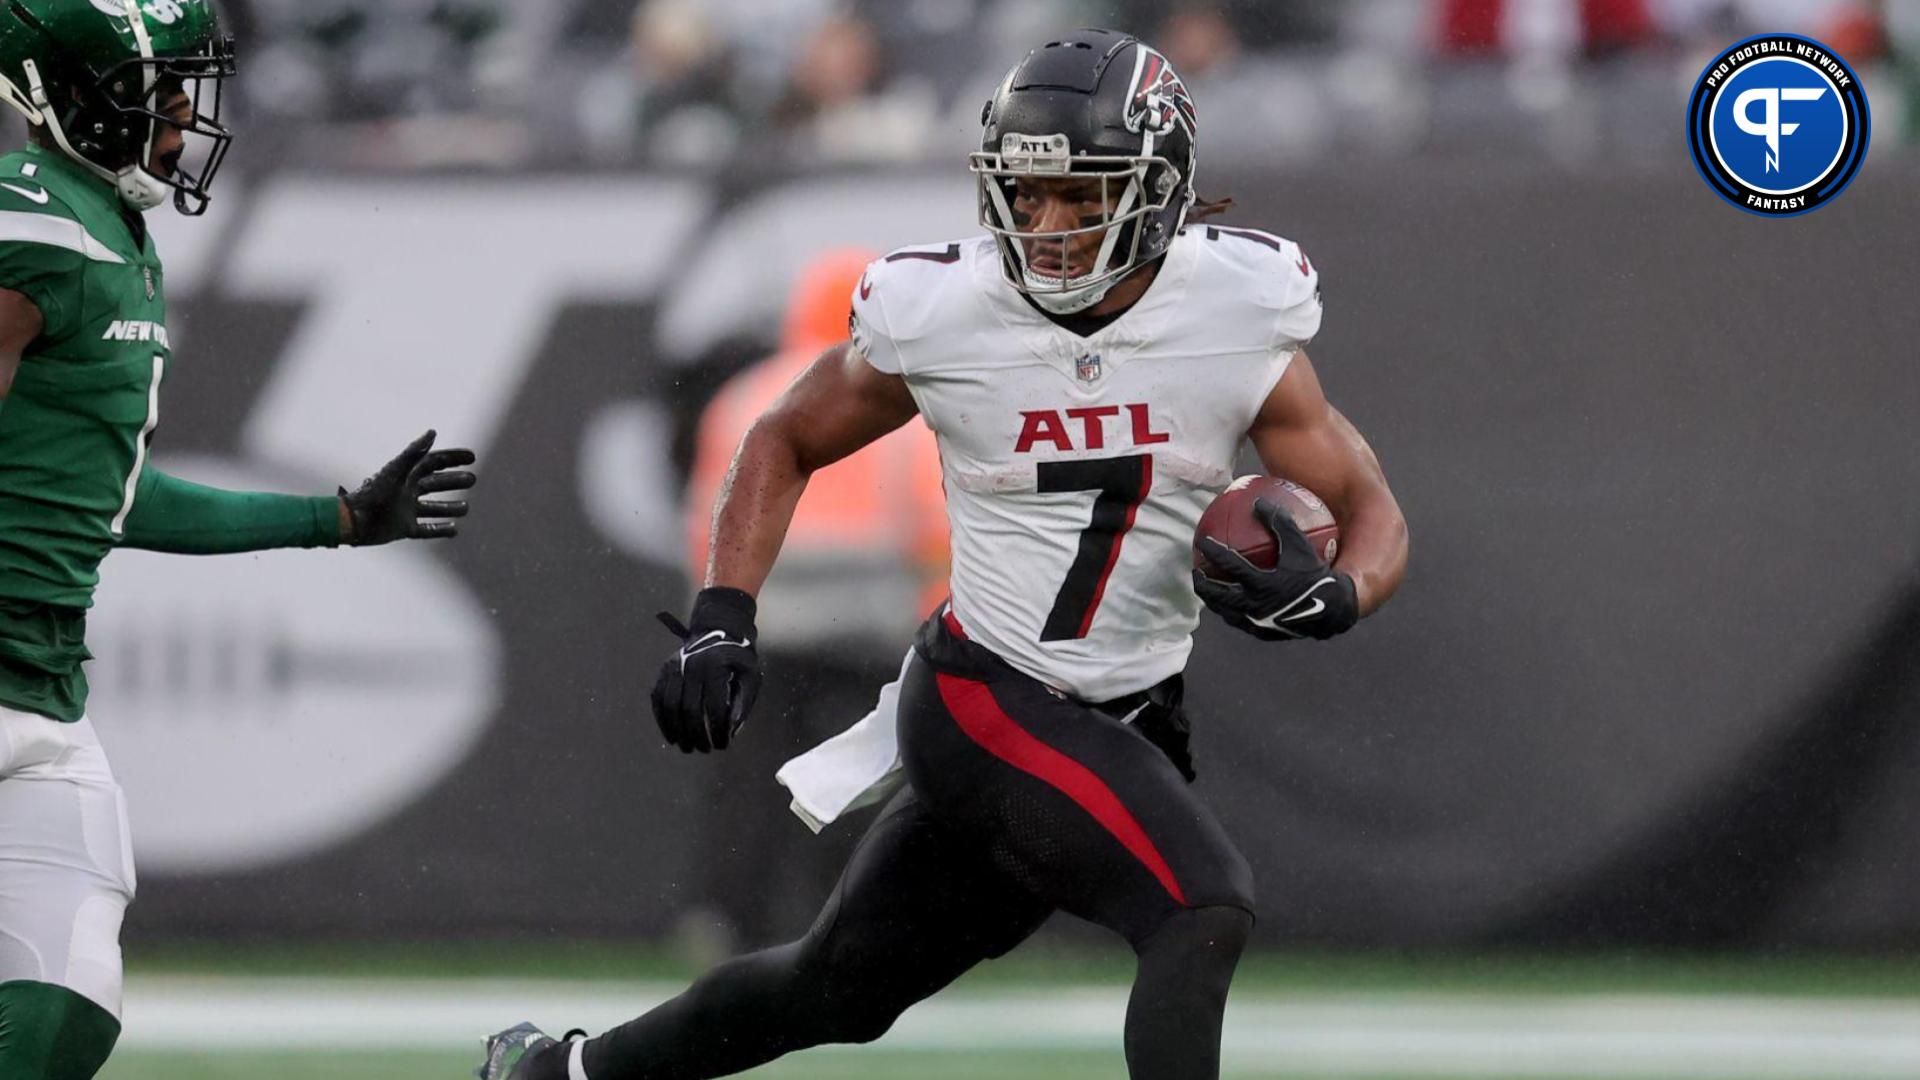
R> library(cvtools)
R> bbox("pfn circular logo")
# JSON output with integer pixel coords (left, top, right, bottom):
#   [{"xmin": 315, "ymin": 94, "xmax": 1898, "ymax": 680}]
[{"xmin": 1687, "ymin": 35, "xmax": 1869, "ymax": 217}]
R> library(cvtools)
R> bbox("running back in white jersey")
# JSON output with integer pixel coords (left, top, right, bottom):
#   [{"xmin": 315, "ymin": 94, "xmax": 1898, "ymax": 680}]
[{"xmin": 849, "ymin": 225, "xmax": 1322, "ymax": 702}]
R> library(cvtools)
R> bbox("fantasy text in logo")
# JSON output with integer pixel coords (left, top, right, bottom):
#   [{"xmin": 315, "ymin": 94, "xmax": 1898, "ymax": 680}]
[{"xmin": 1686, "ymin": 34, "xmax": 1869, "ymax": 217}]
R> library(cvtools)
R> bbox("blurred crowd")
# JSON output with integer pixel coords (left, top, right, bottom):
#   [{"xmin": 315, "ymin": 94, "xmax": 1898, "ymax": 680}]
[{"xmin": 218, "ymin": 0, "xmax": 1917, "ymax": 169}]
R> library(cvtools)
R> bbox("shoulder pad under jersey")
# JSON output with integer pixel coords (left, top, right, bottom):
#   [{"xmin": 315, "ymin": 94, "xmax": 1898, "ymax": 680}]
[
  {"xmin": 848, "ymin": 236, "xmax": 990, "ymax": 376},
  {"xmin": 1190, "ymin": 224, "xmax": 1323, "ymax": 352}
]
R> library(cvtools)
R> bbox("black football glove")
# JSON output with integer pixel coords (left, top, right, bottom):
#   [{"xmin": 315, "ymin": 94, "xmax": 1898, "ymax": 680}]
[
  {"xmin": 651, "ymin": 587, "xmax": 762, "ymax": 753},
  {"xmin": 1193, "ymin": 497, "xmax": 1359, "ymax": 641},
  {"xmin": 340, "ymin": 430, "xmax": 477, "ymax": 545}
]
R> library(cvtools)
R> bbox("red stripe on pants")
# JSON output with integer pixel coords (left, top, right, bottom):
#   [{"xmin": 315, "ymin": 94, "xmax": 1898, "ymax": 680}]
[{"xmin": 934, "ymin": 670, "xmax": 1188, "ymax": 906}]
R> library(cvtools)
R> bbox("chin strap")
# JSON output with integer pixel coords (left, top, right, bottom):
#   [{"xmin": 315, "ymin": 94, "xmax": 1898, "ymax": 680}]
[
  {"xmin": 116, "ymin": 0, "xmax": 167, "ymax": 211},
  {"xmin": 1022, "ymin": 270, "xmax": 1116, "ymax": 314}
]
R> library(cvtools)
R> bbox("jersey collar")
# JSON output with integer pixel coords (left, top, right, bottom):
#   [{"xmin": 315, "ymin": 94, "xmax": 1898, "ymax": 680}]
[
  {"xmin": 23, "ymin": 145, "xmax": 117, "ymax": 202},
  {"xmin": 978, "ymin": 227, "xmax": 1200, "ymax": 383},
  {"xmin": 20, "ymin": 145, "xmax": 153, "ymax": 261}
]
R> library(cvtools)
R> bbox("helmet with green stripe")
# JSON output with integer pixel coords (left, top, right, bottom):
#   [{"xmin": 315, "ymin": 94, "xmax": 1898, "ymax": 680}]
[{"xmin": 0, "ymin": 0, "xmax": 235, "ymax": 215}]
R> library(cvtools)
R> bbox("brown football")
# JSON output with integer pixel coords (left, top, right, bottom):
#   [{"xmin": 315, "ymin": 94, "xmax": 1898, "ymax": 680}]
[{"xmin": 1193, "ymin": 476, "xmax": 1339, "ymax": 576}]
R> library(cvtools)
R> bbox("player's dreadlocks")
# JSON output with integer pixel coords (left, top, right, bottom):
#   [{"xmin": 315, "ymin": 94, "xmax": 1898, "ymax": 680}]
[{"xmin": 1189, "ymin": 194, "xmax": 1237, "ymax": 222}]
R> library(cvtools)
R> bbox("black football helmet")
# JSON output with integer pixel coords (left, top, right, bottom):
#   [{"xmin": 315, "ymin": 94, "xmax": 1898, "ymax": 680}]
[{"xmin": 971, "ymin": 29, "xmax": 1198, "ymax": 313}]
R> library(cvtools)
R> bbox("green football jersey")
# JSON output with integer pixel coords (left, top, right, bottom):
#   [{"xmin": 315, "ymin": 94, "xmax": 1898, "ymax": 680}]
[{"xmin": 0, "ymin": 145, "xmax": 173, "ymax": 720}]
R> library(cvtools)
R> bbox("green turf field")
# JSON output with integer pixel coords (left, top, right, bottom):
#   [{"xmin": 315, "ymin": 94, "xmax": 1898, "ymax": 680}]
[
  {"xmin": 107, "ymin": 1048, "xmax": 1504, "ymax": 1080},
  {"xmin": 119, "ymin": 939, "xmax": 1920, "ymax": 998},
  {"xmin": 99, "ymin": 1047, "xmax": 1696, "ymax": 1080},
  {"xmin": 104, "ymin": 1048, "xmax": 1121, "ymax": 1080},
  {"xmin": 103, "ymin": 1048, "xmax": 1625, "ymax": 1080},
  {"xmin": 94, "ymin": 946, "xmax": 1920, "ymax": 1080}
]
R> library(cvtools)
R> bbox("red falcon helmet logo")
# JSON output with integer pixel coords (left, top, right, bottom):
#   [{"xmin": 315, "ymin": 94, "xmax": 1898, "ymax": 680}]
[{"xmin": 1123, "ymin": 46, "xmax": 1196, "ymax": 139}]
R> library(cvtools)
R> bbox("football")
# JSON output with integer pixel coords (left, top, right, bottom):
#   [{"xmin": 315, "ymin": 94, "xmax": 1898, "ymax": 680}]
[{"xmin": 1193, "ymin": 475, "xmax": 1339, "ymax": 576}]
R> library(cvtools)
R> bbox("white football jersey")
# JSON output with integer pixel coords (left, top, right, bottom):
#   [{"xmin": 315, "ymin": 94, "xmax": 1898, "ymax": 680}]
[{"xmin": 850, "ymin": 226, "xmax": 1322, "ymax": 702}]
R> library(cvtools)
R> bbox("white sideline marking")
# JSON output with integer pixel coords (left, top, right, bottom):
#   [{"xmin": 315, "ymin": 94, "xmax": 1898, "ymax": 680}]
[{"xmin": 116, "ymin": 976, "xmax": 1920, "ymax": 1078}]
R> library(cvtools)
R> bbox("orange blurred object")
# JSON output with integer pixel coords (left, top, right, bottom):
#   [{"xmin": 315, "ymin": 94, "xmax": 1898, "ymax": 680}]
[{"xmin": 687, "ymin": 248, "xmax": 950, "ymax": 635}]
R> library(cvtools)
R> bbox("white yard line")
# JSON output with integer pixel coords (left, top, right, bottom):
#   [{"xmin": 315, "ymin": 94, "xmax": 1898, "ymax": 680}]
[{"xmin": 117, "ymin": 975, "xmax": 1920, "ymax": 1078}]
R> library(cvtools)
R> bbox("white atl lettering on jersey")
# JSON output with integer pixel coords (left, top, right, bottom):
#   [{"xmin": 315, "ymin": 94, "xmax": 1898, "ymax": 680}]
[
  {"xmin": 851, "ymin": 228, "xmax": 1322, "ymax": 702},
  {"xmin": 101, "ymin": 320, "xmax": 171, "ymax": 348}
]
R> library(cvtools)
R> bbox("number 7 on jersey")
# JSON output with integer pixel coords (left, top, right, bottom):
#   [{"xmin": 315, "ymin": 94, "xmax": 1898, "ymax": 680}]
[{"xmin": 1037, "ymin": 454, "xmax": 1153, "ymax": 641}]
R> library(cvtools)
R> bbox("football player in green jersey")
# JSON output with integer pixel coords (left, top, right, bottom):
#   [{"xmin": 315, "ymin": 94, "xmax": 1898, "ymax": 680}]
[{"xmin": 0, "ymin": 3, "xmax": 479, "ymax": 1077}]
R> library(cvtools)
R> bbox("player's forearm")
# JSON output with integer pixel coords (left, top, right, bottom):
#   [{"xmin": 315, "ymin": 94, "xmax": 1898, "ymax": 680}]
[
  {"xmin": 702, "ymin": 417, "xmax": 811, "ymax": 596},
  {"xmin": 118, "ymin": 467, "xmax": 343, "ymax": 554},
  {"xmin": 1333, "ymin": 487, "xmax": 1407, "ymax": 617}
]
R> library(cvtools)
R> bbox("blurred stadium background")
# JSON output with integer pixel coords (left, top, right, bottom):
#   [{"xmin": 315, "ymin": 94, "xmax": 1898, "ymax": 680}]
[{"xmin": 44, "ymin": 0, "xmax": 1920, "ymax": 1076}]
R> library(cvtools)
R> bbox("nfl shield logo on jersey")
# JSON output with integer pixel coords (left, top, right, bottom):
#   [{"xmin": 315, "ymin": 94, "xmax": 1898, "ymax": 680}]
[{"xmin": 1076, "ymin": 353, "xmax": 1103, "ymax": 384}]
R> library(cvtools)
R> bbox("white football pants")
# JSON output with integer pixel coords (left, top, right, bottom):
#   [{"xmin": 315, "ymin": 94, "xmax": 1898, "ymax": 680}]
[{"xmin": 0, "ymin": 706, "xmax": 134, "ymax": 1018}]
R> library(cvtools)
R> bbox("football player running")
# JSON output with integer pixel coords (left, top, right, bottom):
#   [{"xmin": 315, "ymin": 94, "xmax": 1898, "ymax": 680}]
[
  {"xmin": 0, "ymin": 3, "xmax": 476, "ymax": 1077},
  {"xmin": 485, "ymin": 28, "xmax": 1405, "ymax": 1080}
]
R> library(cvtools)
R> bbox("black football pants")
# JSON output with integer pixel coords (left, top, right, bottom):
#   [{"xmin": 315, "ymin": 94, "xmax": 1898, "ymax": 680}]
[{"xmin": 560, "ymin": 611, "xmax": 1254, "ymax": 1080}]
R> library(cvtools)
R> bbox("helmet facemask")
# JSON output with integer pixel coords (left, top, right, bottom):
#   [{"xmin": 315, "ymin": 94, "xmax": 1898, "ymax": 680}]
[
  {"xmin": 113, "ymin": 42, "xmax": 235, "ymax": 216},
  {"xmin": 970, "ymin": 131, "xmax": 1183, "ymax": 315},
  {"xmin": 7, "ymin": 0, "xmax": 234, "ymax": 215}
]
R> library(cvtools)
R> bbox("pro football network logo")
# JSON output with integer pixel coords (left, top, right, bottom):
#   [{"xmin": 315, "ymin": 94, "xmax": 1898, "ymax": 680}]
[{"xmin": 1686, "ymin": 34, "xmax": 1869, "ymax": 217}]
